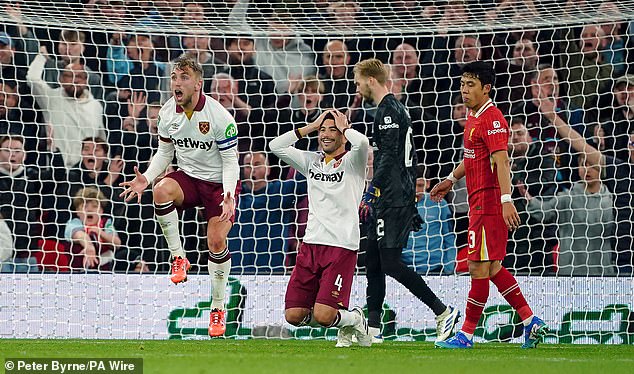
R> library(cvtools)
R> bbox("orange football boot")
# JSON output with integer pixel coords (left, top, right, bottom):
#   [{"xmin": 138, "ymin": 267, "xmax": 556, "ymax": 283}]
[
  {"xmin": 170, "ymin": 256, "xmax": 191, "ymax": 284},
  {"xmin": 208, "ymin": 308, "xmax": 226, "ymax": 337}
]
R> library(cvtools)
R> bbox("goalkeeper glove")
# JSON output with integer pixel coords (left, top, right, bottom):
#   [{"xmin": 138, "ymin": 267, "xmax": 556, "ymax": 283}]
[
  {"xmin": 411, "ymin": 213, "xmax": 424, "ymax": 232},
  {"xmin": 359, "ymin": 184, "xmax": 380, "ymax": 223}
]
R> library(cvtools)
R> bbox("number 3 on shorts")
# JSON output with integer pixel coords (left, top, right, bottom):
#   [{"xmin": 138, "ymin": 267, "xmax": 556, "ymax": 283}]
[
  {"xmin": 334, "ymin": 274, "xmax": 343, "ymax": 291},
  {"xmin": 468, "ymin": 230, "xmax": 476, "ymax": 249},
  {"xmin": 376, "ymin": 219, "xmax": 385, "ymax": 238}
]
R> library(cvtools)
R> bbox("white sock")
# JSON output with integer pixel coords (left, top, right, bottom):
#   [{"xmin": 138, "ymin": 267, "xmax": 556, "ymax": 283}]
[
  {"xmin": 298, "ymin": 312, "xmax": 321, "ymax": 328},
  {"xmin": 460, "ymin": 330, "xmax": 474, "ymax": 340},
  {"xmin": 335, "ymin": 309, "xmax": 360, "ymax": 328},
  {"xmin": 208, "ymin": 248, "xmax": 231, "ymax": 310},
  {"xmin": 522, "ymin": 315, "xmax": 535, "ymax": 326},
  {"xmin": 155, "ymin": 205, "xmax": 185, "ymax": 259}
]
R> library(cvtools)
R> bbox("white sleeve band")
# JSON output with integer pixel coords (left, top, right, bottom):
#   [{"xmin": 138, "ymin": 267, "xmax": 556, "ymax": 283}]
[
  {"xmin": 142, "ymin": 140, "xmax": 174, "ymax": 183},
  {"xmin": 220, "ymin": 148, "xmax": 240, "ymax": 198},
  {"xmin": 501, "ymin": 194, "xmax": 513, "ymax": 204},
  {"xmin": 447, "ymin": 172, "xmax": 459, "ymax": 184}
]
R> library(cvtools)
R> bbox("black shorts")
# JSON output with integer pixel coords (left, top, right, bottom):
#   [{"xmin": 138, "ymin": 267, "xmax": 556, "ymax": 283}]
[{"xmin": 368, "ymin": 205, "xmax": 414, "ymax": 249}]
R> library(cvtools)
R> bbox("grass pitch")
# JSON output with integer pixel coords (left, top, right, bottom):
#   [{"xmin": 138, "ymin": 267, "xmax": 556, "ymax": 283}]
[{"xmin": 2, "ymin": 339, "xmax": 633, "ymax": 374}]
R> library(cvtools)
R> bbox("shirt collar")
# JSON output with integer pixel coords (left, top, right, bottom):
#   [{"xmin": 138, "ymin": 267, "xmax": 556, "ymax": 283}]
[{"xmin": 176, "ymin": 93, "xmax": 206, "ymax": 113}]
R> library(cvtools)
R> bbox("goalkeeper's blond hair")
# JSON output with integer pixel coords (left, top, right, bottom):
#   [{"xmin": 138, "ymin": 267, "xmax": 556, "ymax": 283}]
[{"xmin": 354, "ymin": 58, "xmax": 389, "ymax": 85}]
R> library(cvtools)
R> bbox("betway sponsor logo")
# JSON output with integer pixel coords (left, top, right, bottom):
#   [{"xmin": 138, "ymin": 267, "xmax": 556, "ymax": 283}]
[
  {"xmin": 309, "ymin": 169, "xmax": 344, "ymax": 182},
  {"xmin": 487, "ymin": 128, "xmax": 507, "ymax": 136},
  {"xmin": 464, "ymin": 148, "xmax": 475, "ymax": 159},
  {"xmin": 379, "ymin": 123, "xmax": 399, "ymax": 130},
  {"xmin": 171, "ymin": 137, "xmax": 214, "ymax": 150}
]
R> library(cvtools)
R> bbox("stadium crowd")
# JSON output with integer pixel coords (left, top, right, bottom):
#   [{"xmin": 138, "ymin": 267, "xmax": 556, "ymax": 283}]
[{"xmin": 0, "ymin": 0, "xmax": 633, "ymax": 276}]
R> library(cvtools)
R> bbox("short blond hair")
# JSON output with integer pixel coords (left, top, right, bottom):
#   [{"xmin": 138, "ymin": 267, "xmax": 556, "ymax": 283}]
[
  {"xmin": 298, "ymin": 75, "xmax": 324, "ymax": 94},
  {"xmin": 172, "ymin": 55, "xmax": 204, "ymax": 79},
  {"xmin": 73, "ymin": 187, "xmax": 107, "ymax": 211},
  {"xmin": 353, "ymin": 58, "xmax": 388, "ymax": 85}
]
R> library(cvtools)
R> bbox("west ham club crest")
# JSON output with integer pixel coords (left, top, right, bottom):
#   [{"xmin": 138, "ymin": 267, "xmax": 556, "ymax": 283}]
[{"xmin": 199, "ymin": 121, "xmax": 210, "ymax": 135}]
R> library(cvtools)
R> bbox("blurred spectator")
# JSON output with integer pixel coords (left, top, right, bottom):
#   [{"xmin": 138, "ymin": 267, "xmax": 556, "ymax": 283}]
[
  {"xmin": 495, "ymin": 38, "xmax": 538, "ymax": 113},
  {"xmin": 599, "ymin": 74, "xmax": 634, "ymax": 162},
  {"xmin": 43, "ymin": 30, "xmax": 104, "ymax": 101},
  {"xmin": 107, "ymin": 34, "xmax": 167, "ymax": 101},
  {"xmin": 228, "ymin": 151, "xmax": 307, "ymax": 274},
  {"xmin": 65, "ymin": 187, "xmax": 121, "ymax": 272},
  {"xmin": 135, "ymin": 0, "xmax": 184, "ymax": 61},
  {"xmin": 327, "ymin": 0, "xmax": 362, "ymax": 30},
  {"xmin": 513, "ymin": 64, "xmax": 583, "ymax": 149},
  {"xmin": 27, "ymin": 48, "xmax": 106, "ymax": 168},
  {"xmin": 119, "ymin": 96, "xmax": 160, "ymax": 176},
  {"xmin": 506, "ymin": 117, "xmax": 558, "ymax": 273},
  {"xmin": 2, "ymin": 4, "xmax": 40, "ymax": 84},
  {"xmin": 402, "ymin": 171, "xmax": 456, "ymax": 275},
  {"xmin": 0, "ymin": 80, "xmax": 38, "ymax": 163},
  {"xmin": 225, "ymin": 37, "xmax": 277, "ymax": 109},
  {"xmin": 210, "ymin": 72, "xmax": 269, "ymax": 154},
  {"xmin": 391, "ymin": 43, "xmax": 427, "ymax": 108},
  {"xmin": 0, "ymin": 213, "xmax": 14, "ymax": 272},
  {"xmin": 425, "ymin": 34, "xmax": 481, "ymax": 119},
  {"xmin": 597, "ymin": 1, "xmax": 627, "ymax": 77},
  {"xmin": 560, "ymin": 25, "xmax": 613, "ymax": 111},
  {"xmin": 67, "ymin": 137, "xmax": 126, "ymax": 218},
  {"xmin": 229, "ymin": 0, "xmax": 317, "ymax": 94},
  {"xmin": 274, "ymin": 75, "xmax": 327, "ymax": 153},
  {"xmin": 524, "ymin": 153, "xmax": 615, "ymax": 276},
  {"xmin": 319, "ymin": 40, "xmax": 356, "ymax": 111},
  {"xmin": 0, "ymin": 135, "xmax": 40, "ymax": 272}
]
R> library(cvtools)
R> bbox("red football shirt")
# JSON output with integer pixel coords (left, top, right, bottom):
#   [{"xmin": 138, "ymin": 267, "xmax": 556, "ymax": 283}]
[{"xmin": 463, "ymin": 99, "xmax": 509, "ymax": 216}]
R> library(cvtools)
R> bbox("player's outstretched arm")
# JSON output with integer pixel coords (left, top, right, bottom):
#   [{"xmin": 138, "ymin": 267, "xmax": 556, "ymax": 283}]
[
  {"xmin": 491, "ymin": 150, "xmax": 520, "ymax": 231},
  {"xmin": 430, "ymin": 161, "xmax": 464, "ymax": 202},
  {"xmin": 119, "ymin": 139, "xmax": 174, "ymax": 203}
]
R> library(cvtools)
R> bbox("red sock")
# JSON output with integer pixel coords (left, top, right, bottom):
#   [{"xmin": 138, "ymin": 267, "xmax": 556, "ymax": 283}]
[
  {"xmin": 491, "ymin": 267, "xmax": 533, "ymax": 321},
  {"xmin": 462, "ymin": 278, "xmax": 489, "ymax": 335}
]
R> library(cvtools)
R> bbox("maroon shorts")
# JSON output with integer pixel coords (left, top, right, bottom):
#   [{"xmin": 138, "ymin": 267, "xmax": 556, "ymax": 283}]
[
  {"xmin": 164, "ymin": 170, "xmax": 240, "ymax": 222},
  {"xmin": 467, "ymin": 214, "xmax": 508, "ymax": 261},
  {"xmin": 285, "ymin": 243, "xmax": 358, "ymax": 310}
]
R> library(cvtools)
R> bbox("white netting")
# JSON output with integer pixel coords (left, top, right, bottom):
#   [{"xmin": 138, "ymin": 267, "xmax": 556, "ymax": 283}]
[{"xmin": 0, "ymin": 0, "xmax": 633, "ymax": 342}]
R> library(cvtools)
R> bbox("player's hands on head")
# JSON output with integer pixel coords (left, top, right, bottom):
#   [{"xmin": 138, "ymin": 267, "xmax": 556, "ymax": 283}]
[
  {"xmin": 502, "ymin": 202, "xmax": 521, "ymax": 231},
  {"xmin": 119, "ymin": 166, "xmax": 149, "ymax": 203},
  {"xmin": 331, "ymin": 109, "xmax": 351, "ymax": 133},
  {"xmin": 219, "ymin": 192, "xmax": 235, "ymax": 222},
  {"xmin": 308, "ymin": 110, "xmax": 334, "ymax": 133},
  {"xmin": 430, "ymin": 179, "xmax": 453, "ymax": 203}
]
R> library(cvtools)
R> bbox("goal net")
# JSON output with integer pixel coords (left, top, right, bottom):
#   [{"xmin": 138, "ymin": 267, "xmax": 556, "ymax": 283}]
[{"xmin": 0, "ymin": 0, "xmax": 633, "ymax": 343}]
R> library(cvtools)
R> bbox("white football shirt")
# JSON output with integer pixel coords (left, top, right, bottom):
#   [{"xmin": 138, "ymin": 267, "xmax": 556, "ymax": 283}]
[
  {"xmin": 270, "ymin": 128, "xmax": 369, "ymax": 251},
  {"xmin": 157, "ymin": 94, "xmax": 239, "ymax": 193}
]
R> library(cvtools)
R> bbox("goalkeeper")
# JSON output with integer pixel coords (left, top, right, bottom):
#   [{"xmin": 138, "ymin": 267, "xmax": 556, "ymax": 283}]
[{"xmin": 355, "ymin": 59, "xmax": 460, "ymax": 343}]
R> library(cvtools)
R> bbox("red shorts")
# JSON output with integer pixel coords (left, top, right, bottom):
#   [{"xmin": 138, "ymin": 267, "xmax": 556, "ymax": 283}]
[
  {"xmin": 285, "ymin": 243, "xmax": 357, "ymax": 310},
  {"xmin": 164, "ymin": 170, "xmax": 240, "ymax": 222},
  {"xmin": 467, "ymin": 214, "xmax": 507, "ymax": 261}
]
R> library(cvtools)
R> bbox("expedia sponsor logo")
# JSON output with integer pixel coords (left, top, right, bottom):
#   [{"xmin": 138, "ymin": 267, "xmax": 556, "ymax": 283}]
[
  {"xmin": 464, "ymin": 148, "xmax": 475, "ymax": 159},
  {"xmin": 379, "ymin": 122, "xmax": 399, "ymax": 130},
  {"xmin": 487, "ymin": 128, "xmax": 507, "ymax": 136},
  {"xmin": 171, "ymin": 137, "xmax": 214, "ymax": 150},
  {"xmin": 309, "ymin": 169, "xmax": 344, "ymax": 182}
]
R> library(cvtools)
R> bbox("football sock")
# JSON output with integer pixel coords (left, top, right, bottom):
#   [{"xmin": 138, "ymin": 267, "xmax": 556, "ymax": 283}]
[
  {"xmin": 208, "ymin": 248, "xmax": 231, "ymax": 311},
  {"xmin": 332, "ymin": 309, "xmax": 360, "ymax": 328},
  {"xmin": 380, "ymin": 247, "xmax": 447, "ymax": 316},
  {"xmin": 462, "ymin": 277, "xmax": 489, "ymax": 335},
  {"xmin": 155, "ymin": 201, "xmax": 185, "ymax": 259},
  {"xmin": 365, "ymin": 239, "xmax": 385, "ymax": 328},
  {"xmin": 298, "ymin": 312, "xmax": 321, "ymax": 328},
  {"xmin": 491, "ymin": 267, "xmax": 533, "ymax": 322}
]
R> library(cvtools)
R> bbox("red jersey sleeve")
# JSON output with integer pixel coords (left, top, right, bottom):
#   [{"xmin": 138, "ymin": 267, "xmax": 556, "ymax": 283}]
[{"xmin": 481, "ymin": 111, "xmax": 509, "ymax": 155}]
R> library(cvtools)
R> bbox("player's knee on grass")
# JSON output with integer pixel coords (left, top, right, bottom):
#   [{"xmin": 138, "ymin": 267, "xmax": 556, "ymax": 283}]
[{"xmin": 284, "ymin": 308, "xmax": 309, "ymax": 326}]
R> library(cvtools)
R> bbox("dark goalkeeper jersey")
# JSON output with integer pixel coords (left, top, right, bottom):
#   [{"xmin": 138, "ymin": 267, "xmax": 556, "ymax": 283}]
[{"xmin": 371, "ymin": 93, "xmax": 417, "ymax": 208}]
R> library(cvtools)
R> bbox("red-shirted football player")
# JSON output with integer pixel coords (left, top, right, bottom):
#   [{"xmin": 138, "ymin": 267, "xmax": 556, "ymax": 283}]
[{"xmin": 431, "ymin": 61, "xmax": 548, "ymax": 349}]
